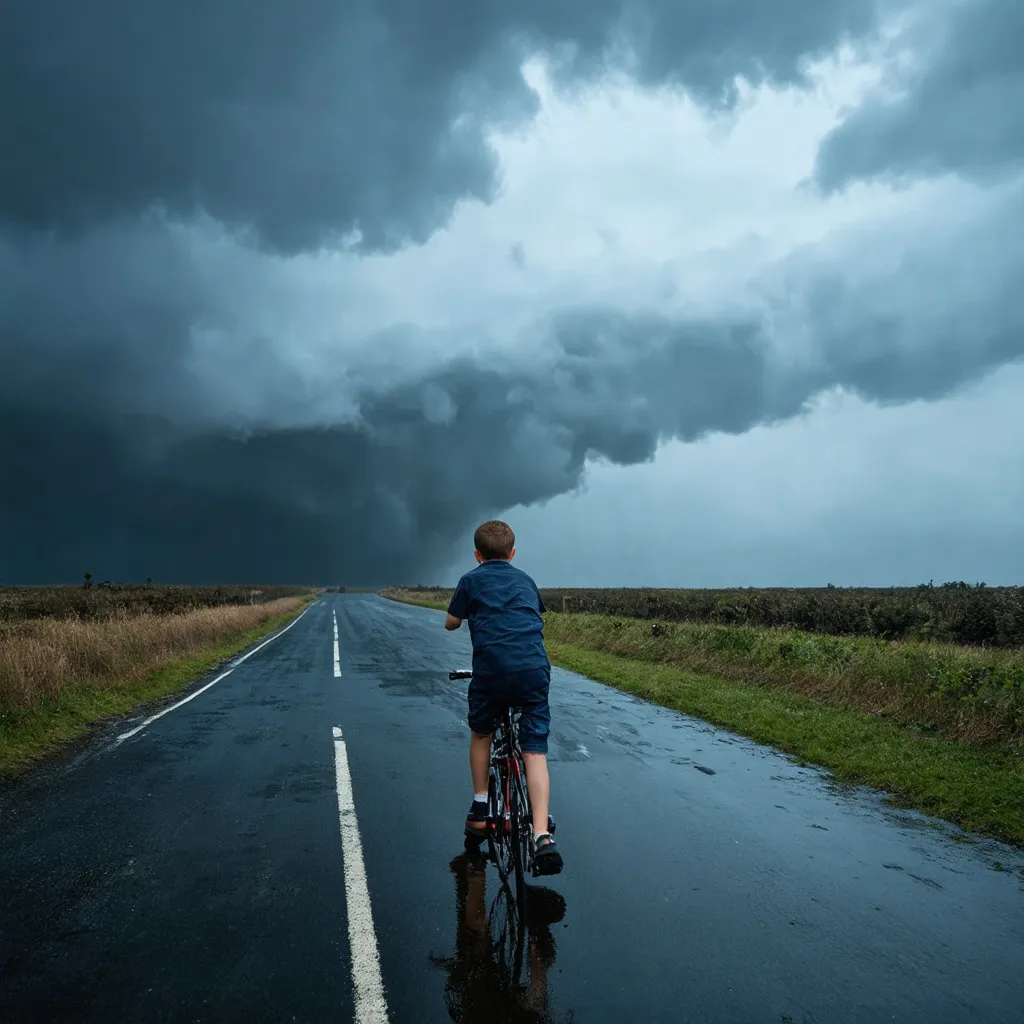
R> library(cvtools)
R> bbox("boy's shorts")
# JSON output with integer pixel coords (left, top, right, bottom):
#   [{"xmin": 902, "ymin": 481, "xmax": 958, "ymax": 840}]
[{"xmin": 467, "ymin": 665, "xmax": 551, "ymax": 754}]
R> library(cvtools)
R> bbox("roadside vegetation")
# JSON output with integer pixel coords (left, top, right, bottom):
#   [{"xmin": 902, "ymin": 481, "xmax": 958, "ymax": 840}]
[
  {"xmin": 0, "ymin": 586, "xmax": 315, "ymax": 777},
  {"xmin": 0, "ymin": 582, "xmax": 310, "ymax": 622},
  {"xmin": 398, "ymin": 582, "xmax": 1024, "ymax": 649},
  {"xmin": 381, "ymin": 586, "xmax": 1024, "ymax": 847}
]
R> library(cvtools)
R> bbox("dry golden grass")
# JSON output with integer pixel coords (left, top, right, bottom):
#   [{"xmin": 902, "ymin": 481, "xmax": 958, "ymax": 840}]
[{"xmin": 0, "ymin": 597, "xmax": 306, "ymax": 710}]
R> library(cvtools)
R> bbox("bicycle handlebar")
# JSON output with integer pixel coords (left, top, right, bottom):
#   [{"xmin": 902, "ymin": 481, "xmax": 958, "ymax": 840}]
[{"xmin": 449, "ymin": 669, "xmax": 473, "ymax": 680}]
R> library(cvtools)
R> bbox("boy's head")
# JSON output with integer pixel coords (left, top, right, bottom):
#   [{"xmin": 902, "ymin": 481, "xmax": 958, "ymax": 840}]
[{"xmin": 473, "ymin": 520, "xmax": 515, "ymax": 563}]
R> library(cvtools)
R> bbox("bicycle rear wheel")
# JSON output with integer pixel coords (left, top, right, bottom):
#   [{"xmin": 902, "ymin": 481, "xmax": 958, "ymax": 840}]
[
  {"xmin": 487, "ymin": 736, "xmax": 515, "ymax": 882},
  {"xmin": 511, "ymin": 801, "xmax": 529, "ymax": 913},
  {"xmin": 507, "ymin": 719, "xmax": 533, "ymax": 914}
]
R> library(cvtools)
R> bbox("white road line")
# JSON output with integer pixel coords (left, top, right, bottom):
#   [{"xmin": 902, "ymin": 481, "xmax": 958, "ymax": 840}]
[
  {"xmin": 333, "ymin": 726, "xmax": 389, "ymax": 1023},
  {"xmin": 333, "ymin": 610, "xmax": 342, "ymax": 677},
  {"xmin": 113, "ymin": 603, "xmax": 314, "ymax": 744}
]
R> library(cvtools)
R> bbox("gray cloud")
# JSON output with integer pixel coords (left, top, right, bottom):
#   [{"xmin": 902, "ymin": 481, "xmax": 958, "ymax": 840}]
[
  {"xmin": 2, "ymin": 0, "xmax": 887, "ymax": 253},
  {"xmin": 815, "ymin": 0, "xmax": 1024, "ymax": 189},
  {"xmin": 3, "ymin": 181, "xmax": 1021, "ymax": 584},
  {"xmin": 2, "ymin": 0, "xmax": 1020, "ymax": 585}
]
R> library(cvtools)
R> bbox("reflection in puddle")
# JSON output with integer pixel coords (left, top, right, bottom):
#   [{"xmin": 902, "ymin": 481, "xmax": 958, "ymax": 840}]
[{"xmin": 430, "ymin": 852, "xmax": 571, "ymax": 1022}]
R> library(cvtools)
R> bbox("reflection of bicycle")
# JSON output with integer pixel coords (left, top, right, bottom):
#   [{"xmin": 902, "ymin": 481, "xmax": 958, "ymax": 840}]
[
  {"xmin": 430, "ymin": 852, "xmax": 572, "ymax": 1021},
  {"xmin": 449, "ymin": 669, "xmax": 556, "ymax": 916}
]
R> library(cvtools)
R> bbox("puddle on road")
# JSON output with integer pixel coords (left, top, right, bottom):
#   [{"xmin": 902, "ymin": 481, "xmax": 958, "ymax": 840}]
[
  {"xmin": 429, "ymin": 852, "xmax": 572, "ymax": 1023},
  {"xmin": 548, "ymin": 663, "xmax": 1024, "ymax": 888}
]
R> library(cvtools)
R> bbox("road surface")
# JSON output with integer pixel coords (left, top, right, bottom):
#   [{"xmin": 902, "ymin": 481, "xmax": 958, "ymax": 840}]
[{"xmin": 2, "ymin": 594, "xmax": 1023, "ymax": 1023}]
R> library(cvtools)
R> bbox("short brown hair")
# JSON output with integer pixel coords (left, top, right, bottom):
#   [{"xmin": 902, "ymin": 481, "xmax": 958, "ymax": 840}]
[{"xmin": 474, "ymin": 520, "xmax": 515, "ymax": 560}]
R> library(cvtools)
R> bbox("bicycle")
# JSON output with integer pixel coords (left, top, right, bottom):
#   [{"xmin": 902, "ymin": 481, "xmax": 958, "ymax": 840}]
[{"xmin": 449, "ymin": 669, "xmax": 556, "ymax": 918}]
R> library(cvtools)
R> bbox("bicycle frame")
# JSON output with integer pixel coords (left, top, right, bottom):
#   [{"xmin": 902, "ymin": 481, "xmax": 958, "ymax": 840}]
[
  {"xmin": 448, "ymin": 669, "xmax": 560, "ymax": 993},
  {"xmin": 449, "ymin": 669, "xmax": 534, "ymax": 989},
  {"xmin": 493, "ymin": 708, "xmax": 533, "ymax": 863},
  {"xmin": 450, "ymin": 670, "xmax": 535, "ymax": 891}
]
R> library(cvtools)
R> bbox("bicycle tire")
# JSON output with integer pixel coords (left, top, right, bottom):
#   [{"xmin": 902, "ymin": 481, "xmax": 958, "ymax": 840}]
[
  {"xmin": 489, "ymin": 717, "xmax": 519, "ymax": 881},
  {"xmin": 511, "ymin": 785, "xmax": 529, "ymax": 914},
  {"xmin": 487, "ymin": 758, "xmax": 515, "ymax": 881},
  {"xmin": 507, "ymin": 711, "xmax": 532, "ymax": 915}
]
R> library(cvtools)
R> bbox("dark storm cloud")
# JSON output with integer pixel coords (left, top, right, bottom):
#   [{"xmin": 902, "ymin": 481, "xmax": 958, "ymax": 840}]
[
  {"xmin": 2, "ymin": 0, "xmax": 1019, "ymax": 584},
  {"xmin": 2, "ymin": 290, "xmax": 784, "ymax": 582},
  {"xmin": 2, "ymin": 0, "xmax": 887, "ymax": 253},
  {"xmin": 4, "ymin": 188, "xmax": 1022, "ymax": 585},
  {"xmin": 0, "ymin": 223, "xmax": 203, "ymax": 422},
  {"xmin": 815, "ymin": 0, "xmax": 1024, "ymax": 189}
]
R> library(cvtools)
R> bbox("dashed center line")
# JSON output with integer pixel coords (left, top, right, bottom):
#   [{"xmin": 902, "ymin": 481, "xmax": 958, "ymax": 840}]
[
  {"xmin": 333, "ymin": 726, "xmax": 389, "ymax": 1023},
  {"xmin": 333, "ymin": 610, "xmax": 342, "ymax": 677}
]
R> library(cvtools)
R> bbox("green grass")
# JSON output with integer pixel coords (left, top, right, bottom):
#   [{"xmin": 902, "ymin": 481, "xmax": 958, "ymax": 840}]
[
  {"xmin": 543, "ymin": 614, "xmax": 1024, "ymax": 747},
  {"xmin": 382, "ymin": 590, "xmax": 1024, "ymax": 846},
  {"xmin": 0, "ymin": 600, "xmax": 311, "ymax": 779}
]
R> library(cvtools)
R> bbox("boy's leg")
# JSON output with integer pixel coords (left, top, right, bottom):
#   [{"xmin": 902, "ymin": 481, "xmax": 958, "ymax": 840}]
[
  {"xmin": 465, "ymin": 676, "xmax": 498, "ymax": 837},
  {"xmin": 466, "ymin": 733, "xmax": 492, "ymax": 838},
  {"xmin": 522, "ymin": 752, "xmax": 550, "ymax": 836},
  {"xmin": 515, "ymin": 665, "xmax": 563, "ymax": 872},
  {"xmin": 469, "ymin": 731, "xmax": 491, "ymax": 797}
]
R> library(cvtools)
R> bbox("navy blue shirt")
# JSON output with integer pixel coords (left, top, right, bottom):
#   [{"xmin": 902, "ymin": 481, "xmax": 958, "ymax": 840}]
[{"xmin": 447, "ymin": 560, "xmax": 549, "ymax": 678}]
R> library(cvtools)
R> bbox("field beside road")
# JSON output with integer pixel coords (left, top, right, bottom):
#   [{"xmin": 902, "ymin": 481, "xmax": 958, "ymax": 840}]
[
  {"xmin": 0, "ymin": 583, "xmax": 311, "ymax": 622},
  {"xmin": 382, "ymin": 586, "xmax": 1024, "ymax": 846},
  {"xmin": 0, "ymin": 584, "xmax": 315, "ymax": 776},
  {"xmin": 396, "ymin": 582, "xmax": 1024, "ymax": 648}
]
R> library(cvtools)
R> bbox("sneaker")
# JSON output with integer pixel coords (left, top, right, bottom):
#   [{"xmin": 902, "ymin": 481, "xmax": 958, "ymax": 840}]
[
  {"xmin": 464, "ymin": 799, "xmax": 488, "ymax": 842},
  {"xmin": 532, "ymin": 833, "xmax": 564, "ymax": 876}
]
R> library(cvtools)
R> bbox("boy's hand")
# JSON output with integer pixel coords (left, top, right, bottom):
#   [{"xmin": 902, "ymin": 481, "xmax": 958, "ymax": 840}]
[{"xmin": 445, "ymin": 613, "xmax": 462, "ymax": 631}]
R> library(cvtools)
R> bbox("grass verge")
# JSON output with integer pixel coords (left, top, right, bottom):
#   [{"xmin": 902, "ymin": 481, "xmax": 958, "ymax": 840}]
[
  {"xmin": 382, "ymin": 591, "xmax": 1024, "ymax": 847},
  {"xmin": 0, "ymin": 597, "xmax": 312, "ymax": 779}
]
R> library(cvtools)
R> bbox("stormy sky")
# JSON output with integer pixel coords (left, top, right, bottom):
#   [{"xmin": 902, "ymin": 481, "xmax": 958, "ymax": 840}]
[{"xmin": 1, "ymin": 0, "xmax": 1021, "ymax": 586}]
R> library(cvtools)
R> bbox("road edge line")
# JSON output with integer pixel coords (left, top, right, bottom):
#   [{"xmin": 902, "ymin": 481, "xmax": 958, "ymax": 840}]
[{"xmin": 114, "ymin": 602, "xmax": 317, "ymax": 743}]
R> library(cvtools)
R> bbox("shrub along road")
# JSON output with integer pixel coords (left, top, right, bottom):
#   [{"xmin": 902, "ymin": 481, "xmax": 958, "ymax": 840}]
[{"xmin": 2, "ymin": 594, "xmax": 1022, "ymax": 1022}]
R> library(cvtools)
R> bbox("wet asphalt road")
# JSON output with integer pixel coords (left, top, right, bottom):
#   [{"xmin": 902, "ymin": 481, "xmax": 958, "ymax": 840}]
[{"xmin": 2, "ymin": 593, "xmax": 1023, "ymax": 1023}]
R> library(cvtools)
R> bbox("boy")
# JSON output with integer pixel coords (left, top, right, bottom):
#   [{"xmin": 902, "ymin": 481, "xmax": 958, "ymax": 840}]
[{"xmin": 444, "ymin": 520, "xmax": 564, "ymax": 876}]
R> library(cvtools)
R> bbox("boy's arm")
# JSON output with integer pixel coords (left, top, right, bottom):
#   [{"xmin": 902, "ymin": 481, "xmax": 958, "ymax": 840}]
[{"xmin": 446, "ymin": 578, "xmax": 469, "ymax": 630}]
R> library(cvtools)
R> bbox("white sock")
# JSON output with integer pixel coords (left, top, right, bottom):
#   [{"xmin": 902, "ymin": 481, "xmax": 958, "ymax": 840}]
[{"xmin": 473, "ymin": 793, "xmax": 487, "ymax": 803}]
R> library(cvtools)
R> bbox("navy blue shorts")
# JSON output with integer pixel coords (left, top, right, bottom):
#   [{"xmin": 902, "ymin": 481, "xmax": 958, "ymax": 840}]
[{"xmin": 467, "ymin": 666, "xmax": 551, "ymax": 754}]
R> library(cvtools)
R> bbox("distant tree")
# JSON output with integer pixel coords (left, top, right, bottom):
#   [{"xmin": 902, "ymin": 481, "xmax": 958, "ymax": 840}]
[
  {"xmin": 83, "ymin": 571, "xmax": 93, "ymax": 588},
  {"xmin": 146, "ymin": 577, "xmax": 153, "ymax": 586}
]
